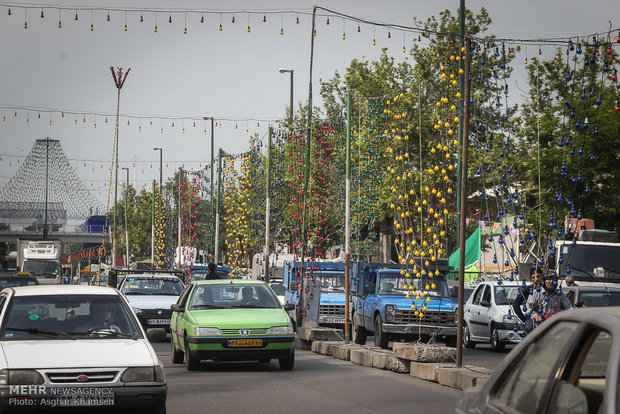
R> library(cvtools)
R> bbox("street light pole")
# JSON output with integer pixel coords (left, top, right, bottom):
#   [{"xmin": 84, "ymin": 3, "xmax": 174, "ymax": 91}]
[
  {"xmin": 122, "ymin": 167, "xmax": 130, "ymax": 268},
  {"xmin": 278, "ymin": 68, "xmax": 294, "ymax": 124}
]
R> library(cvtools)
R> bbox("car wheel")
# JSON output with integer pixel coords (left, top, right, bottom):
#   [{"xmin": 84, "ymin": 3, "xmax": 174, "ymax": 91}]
[
  {"xmin": 352, "ymin": 313, "xmax": 367, "ymax": 345},
  {"xmin": 185, "ymin": 339, "xmax": 200, "ymax": 371},
  {"xmin": 171, "ymin": 337, "xmax": 184, "ymax": 364},
  {"xmin": 278, "ymin": 349, "xmax": 294, "ymax": 370},
  {"xmin": 490, "ymin": 326, "xmax": 505, "ymax": 352},
  {"xmin": 374, "ymin": 315, "xmax": 389, "ymax": 349},
  {"xmin": 463, "ymin": 323, "xmax": 476, "ymax": 349}
]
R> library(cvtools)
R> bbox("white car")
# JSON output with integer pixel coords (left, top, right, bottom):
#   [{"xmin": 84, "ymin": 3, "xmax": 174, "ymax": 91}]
[
  {"xmin": 0, "ymin": 285, "xmax": 166, "ymax": 413},
  {"xmin": 463, "ymin": 280, "xmax": 525, "ymax": 352},
  {"xmin": 119, "ymin": 273, "xmax": 185, "ymax": 334}
]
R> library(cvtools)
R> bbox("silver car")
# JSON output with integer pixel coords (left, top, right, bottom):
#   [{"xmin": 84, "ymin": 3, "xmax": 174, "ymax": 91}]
[
  {"xmin": 463, "ymin": 280, "xmax": 525, "ymax": 352},
  {"xmin": 457, "ymin": 307, "xmax": 620, "ymax": 414}
]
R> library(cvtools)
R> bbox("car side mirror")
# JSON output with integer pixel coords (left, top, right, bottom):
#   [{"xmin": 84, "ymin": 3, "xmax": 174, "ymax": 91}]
[
  {"xmin": 170, "ymin": 304, "xmax": 185, "ymax": 312},
  {"xmin": 574, "ymin": 301, "xmax": 584, "ymax": 308},
  {"xmin": 290, "ymin": 281, "xmax": 298, "ymax": 291},
  {"xmin": 283, "ymin": 303, "xmax": 295, "ymax": 311},
  {"xmin": 480, "ymin": 299, "xmax": 491, "ymax": 308}
]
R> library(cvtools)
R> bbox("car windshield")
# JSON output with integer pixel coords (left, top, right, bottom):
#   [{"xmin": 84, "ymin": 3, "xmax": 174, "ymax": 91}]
[
  {"xmin": 188, "ymin": 284, "xmax": 281, "ymax": 309},
  {"xmin": 0, "ymin": 278, "xmax": 39, "ymax": 289},
  {"xmin": 578, "ymin": 290, "xmax": 620, "ymax": 307},
  {"xmin": 0, "ymin": 295, "xmax": 141, "ymax": 340},
  {"xmin": 559, "ymin": 244, "xmax": 620, "ymax": 279},
  {"xmin": 22, "ymin": 261, "xmax": 59, "ymax": 276},
  {"xmin": 494, "ymin": 286, "xmax": 520, "ymax": 305},
  {"xmin": 121, "ymin": 277, "xmax": 184, "ymax": 296},
  {"xmin": 315, "ymin": 272, "xmax": 345, "ymax": 293},
  {"xmin": 269, "ymin": 282, "xmax": 285, "ymax": 295},
  {"xmin": 379, "ymin": 274, "xmax": 450, "ymax": 297}
]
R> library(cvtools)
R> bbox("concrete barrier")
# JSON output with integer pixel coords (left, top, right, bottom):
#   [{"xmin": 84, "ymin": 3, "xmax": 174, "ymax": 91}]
[
  {"xmin": 410, "ymin": 361, "xmax": 456, "ymax": 382},
  {"xmin": 330, "ymin": 343, "xmax": 354, "ymax": 360},
  {"xmin": 392, "ymin": 342, "xmax": 456, "ymax": 363},
  {"xmin": 297, "ymin": 327, "xmax": 344, "ymax": 342},
  {"xmin": 437, "ymin": 366, "xmax": 492, "ymax": 390}
]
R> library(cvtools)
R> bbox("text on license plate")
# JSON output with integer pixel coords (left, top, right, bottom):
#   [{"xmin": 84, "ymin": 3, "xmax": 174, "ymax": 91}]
[
  {"xmin": 146, "ymin": 319, "xmax": 170, "ymax": 325},
  {"xmin": 228, "ymin": 339, "xmax": 263, "ymax": 347}
]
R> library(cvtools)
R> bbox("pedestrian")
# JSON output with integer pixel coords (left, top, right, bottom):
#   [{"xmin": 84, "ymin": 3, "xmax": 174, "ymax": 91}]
[
  {"xmin": 512, "ymin": 267, "xmax": 540, "ymax": 323},
  {"xmin": 205, "ymin": 262, "xmax": 220, "ymax": 280}
]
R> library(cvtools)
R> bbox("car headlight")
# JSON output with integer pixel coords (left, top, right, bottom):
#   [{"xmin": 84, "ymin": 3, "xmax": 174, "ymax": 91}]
[
  {"xmin": 385, "ymin": 304, "xmax": 395, "ymax": 322},
  {"xmin": 193, "ymin": 327, "xmax": 221, "ymax": 336},
  {"xmin": 1, "ymin": 369, "xmax": 45, "ymax": 385},
  {"xmin": 122, "ymin": 366, "xmax": 162, "ymax": 383},
  {"xmin": 268, "ymin": 325, "xmax": 293, "ymax": 335}
]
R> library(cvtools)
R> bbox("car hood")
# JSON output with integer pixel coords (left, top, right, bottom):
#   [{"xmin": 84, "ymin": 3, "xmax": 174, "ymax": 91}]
[
  {"xmin": 189, "ymin": 308, "xmax": 290, "ymax": 328},
  {"xmin": 384, "ymin": 296, "xmax": 457, "ymax": 312},
  {"xmin": 320, "ymin": 292, "xmax": 345, "ymax": 304},
  {"xmin": 125, "ymin": 295, "xmax": 179, "ymax": 310},
  {"xmin": 0, "ymin": 339, "xmax": 156, "ymax": 369}
]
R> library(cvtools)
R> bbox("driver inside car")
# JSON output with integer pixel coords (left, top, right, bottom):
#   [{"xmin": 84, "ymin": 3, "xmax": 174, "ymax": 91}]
[{"xmin": 77, "ymin": 302, "xmax": 121, "ymax": 333}]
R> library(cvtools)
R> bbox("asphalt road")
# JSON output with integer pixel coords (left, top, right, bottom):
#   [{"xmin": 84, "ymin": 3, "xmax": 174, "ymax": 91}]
[{"xmin": 152, "ymin": 342, "xmax": 462, "ymax": 414}]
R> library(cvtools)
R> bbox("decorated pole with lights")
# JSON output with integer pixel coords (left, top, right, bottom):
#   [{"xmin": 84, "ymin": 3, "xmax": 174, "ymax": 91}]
[
  {"xmin": 264, "ymin": 126, "xmax": 273, "ymax": 283},
  {"xmin": 214, "ymin": 149, "xmax": 222, "ymax": 264},
  {"xmin": 177, "ymin": 167, "xmax": 182, "ymax": 269},
  {"xmin": 122, "ymin": 167, "xmax": 130, "ymax": 267},
  {"xmin": 298, "ymin": 6, "xmax": 317, "ymax": 327},
  {"xmin": 43, "ymin": 137, "xmax": 49, "ymax": 239},
  {"xmin": 344, "ymin": 94, "xmax": 352, "ymax": 343},
  {"xmin": 456, "ymin": 37, "xmax": 471, "ymax": 368},
  {"xmin": 110, "ymin": 66, "xmax": 130, "ymax": 268},
  {"xmin": 202, "ymin": 116, "xmax": 215, "ymax": 259},
  {"xmin": 455, "ymin": 0, "xmax": 465, "ymax": 245},
  {"xmin": 151, "ymin": 180, "xmax": 155, "ymax": 270}
]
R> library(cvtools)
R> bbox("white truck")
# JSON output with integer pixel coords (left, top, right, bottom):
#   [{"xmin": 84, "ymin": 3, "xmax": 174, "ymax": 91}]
[
  {"xmin": 17, "ymin": 239, "xmax": 63, "ymax": 279},
  {"xmin": 554, "ymin": 230, "xmax": 620, "ymax": 283}
]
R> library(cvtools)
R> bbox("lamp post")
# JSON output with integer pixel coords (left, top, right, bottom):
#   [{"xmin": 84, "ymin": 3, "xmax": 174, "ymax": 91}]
[
  {"xmin": 202, "ymin": 116, "xmax": 215, "ymax": 259},
  {"xmin": 153, "ymin": 147, "xmax": 163, "ymax": 190},
  {"xmin": 121, "ymin": 167, "xmax": 130, "ymax": 268},
  {"xmin": 278, "ymin": 68, "xmax": 294, "ymax": 124}
]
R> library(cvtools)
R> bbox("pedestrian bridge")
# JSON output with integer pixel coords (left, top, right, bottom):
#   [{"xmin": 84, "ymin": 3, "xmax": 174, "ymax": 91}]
[{"xmin": 0, "ymin": 230, "xmax": 110, "ymax": 244}]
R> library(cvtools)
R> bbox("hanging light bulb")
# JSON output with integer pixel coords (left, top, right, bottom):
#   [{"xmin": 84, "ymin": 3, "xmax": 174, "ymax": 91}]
[
  {"xmin": 75, "ymin": 12, "xmax": 78, "ymax": 21},
  {"xmin": 40, "ymin": 10, "xmax": 44, "ymax": 18},
  {"xmin": 357, "ymin": 24, "xmax": 360, "ymax": 32},
  {"xmin": 388, "ymin": 31, "xmax": 391, "ymax": 38},
  {"xmin": 263, "ymin": 14, "xmax": 266, "ymax": 22},
  {"xmin": 184, "ymin": 27, "xmax": 187, "ymax": 34},
  {"xmin": 342, "ymin": 32, "xmax": 345, "ymax": 40},
  {"xmin": 296, "ymin": 16, "xmax": 300, "ymax": 24},
  {"xmin": 247, "ymin": 25, "xmax": 250, "ymax": 32},
  {"xmin": 124, "ymin": 24, "xmax": 127, "ymax": 31},
  {"xmin": 24, "ymin": 21, "xmax": 27, "ymax": 29},
  {"xmin": 200, "ymin": 15, "xmax": 204, "ymax": 23},
  {"xmin": 219, "ymin": 23, "xmax": 222, "ymax": 31},
  {"xmin": 107, "ymin": 12, "xmax": 110, "ymax": 22},
  {"xmin": 140, "ymin": 14, "xmax": 143, "ymax": 23},
  {"xmin": 373, "ymin": 38, "xmax": 376, "ymax": 45},
  {"xmin": 90, "ymin": 23, "xmax": 94, "ymax": 31},
  {"xmin": 154, "ymin": 24, "xmax": 157, "ymax": 32},
  {"xmin": 8, "ymin": 8, "xmax": 11, "ymax": 16},
  {"xmin": 280, "ymin": 27, "xmax": 284, "ymax": 35},
  {"xmin": 169, "ymin": 15, "xmax": 172, "ymax": 23},
  {"xmin": 232, "ymin": 14, "xmax": 235, "ymax": 23},
  {"xmin": 58, "ymin": 20, "xmax": 62, "ymax": 28}
]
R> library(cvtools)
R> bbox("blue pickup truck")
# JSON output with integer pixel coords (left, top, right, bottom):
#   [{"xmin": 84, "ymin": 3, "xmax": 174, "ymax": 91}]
[
  {"xmin": 282, "ymin": 261, "xmax": 346, "ymax": 328},
  {"xmin": 351, "ymin": 261, "xmax": 458, "ymax": 348}
]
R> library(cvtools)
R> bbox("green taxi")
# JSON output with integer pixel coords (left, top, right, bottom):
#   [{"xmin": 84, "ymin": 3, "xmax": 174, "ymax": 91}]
[{"xmin": 170, "ymin": 279, "xmax": 296, "ymax": 371}]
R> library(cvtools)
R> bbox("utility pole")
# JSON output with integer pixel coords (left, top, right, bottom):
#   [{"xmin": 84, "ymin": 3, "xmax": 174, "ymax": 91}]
[
  {"xmin": 298, "ymin": 6, "xmax": 317, "ymax": 328},
  {"xmin": 264, "ymin": 127, "xmax": 273, "ymax": 283},
  {"xmin": 344, "ymin": 95, "xmax": 352, "ymax": 343},
  {"xmin": 456, "ymin": 0, "xmax": 465, "ymax": 246},
  {"xmin": 122, "ymin": 167, "xmax": 130, "ymax": 268},
  {"xmin": 110, "ymin": 66, "xmax": 130, "ymax": 268},
  {"xmin": 456, "ymin": 37, "xmax": 471, "ymax": 368}
]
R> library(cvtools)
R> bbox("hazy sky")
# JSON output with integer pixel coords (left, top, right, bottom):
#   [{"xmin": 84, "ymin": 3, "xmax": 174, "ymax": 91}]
[{"xmin": 0, "ymin": 0, "xmax": 617, "ymax": 206}]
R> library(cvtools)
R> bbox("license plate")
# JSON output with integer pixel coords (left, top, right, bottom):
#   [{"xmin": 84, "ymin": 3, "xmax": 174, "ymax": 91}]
[
  {"xmin": 322, "ymin": 317, "xmax": 344, "ymax": 323},
  {"xmin": 147, "ymin": 319, "xmax": 170, "ymax": 325},
  {"xmin": 228, "ymin": 339, "xmax": 263, "ymax": 347}
]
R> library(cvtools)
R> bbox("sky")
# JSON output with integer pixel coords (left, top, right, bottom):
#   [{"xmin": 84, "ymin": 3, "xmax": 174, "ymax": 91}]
[{"xmin": 0, "ymin": 0, "xmax": 617, "ymax": 208}]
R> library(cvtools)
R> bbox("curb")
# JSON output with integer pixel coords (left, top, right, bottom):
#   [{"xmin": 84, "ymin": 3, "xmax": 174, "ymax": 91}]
[{"xmin": 300, "ymin": 332, "xmax": 490, "ymax": 391}]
